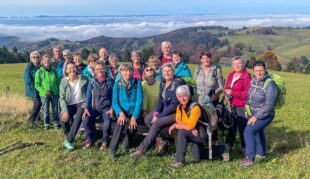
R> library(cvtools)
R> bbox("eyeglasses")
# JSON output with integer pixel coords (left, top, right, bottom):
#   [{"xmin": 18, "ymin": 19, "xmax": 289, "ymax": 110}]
[
  {"xmin": 146, "ymin": 68, "xmax": 153, "ymax": 72},
  {"xmin": 32, "ymin": 56, "xmax": 39, "ymax": 59}
]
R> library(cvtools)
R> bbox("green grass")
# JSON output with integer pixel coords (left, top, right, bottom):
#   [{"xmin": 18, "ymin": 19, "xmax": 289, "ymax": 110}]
[{"xmin": 0, "ymin": 63, "xmax": 309, "ymax": 178}]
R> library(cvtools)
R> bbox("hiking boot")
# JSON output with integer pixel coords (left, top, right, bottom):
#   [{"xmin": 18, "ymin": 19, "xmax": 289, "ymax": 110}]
[
  {"xmin": 155, "ymin": 138, "xmax": 167, "ymax": 155},
  {"xmin": 240, "ymin": 158, "xmax": 253, "ymax": 168},
  {"xmin": 63, "ymin": 139, "xmax": 74, "ymax": 150},
  {"xmin": 130, "ymin": 146, "xmax": 145, "ymax": 157},
  {"xmin": 100, "ymin": 142, "xmax": 108, "ymax": 151},
  {"xmin": 170, "ymin": 161, "xmax": 184, "ymax": 169},
  {"xmin": 222, "ymin": 152, "xmax": 230, "ymax": 162},
  {"xmin": 83, "ymin": 143, "xmax": 92, "ymax": 150}
]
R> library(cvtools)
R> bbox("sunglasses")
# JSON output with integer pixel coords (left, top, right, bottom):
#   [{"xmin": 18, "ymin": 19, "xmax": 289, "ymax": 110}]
[{"xmin": 146, "ymin": 68, "xmax": 153, "ymax": 72}]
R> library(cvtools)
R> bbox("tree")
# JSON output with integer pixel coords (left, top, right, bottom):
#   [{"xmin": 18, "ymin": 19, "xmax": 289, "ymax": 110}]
[
  {"xmin": 257, "ymin": 50, "xmax": 282, "ymax": 71},
  {"xmin": 122, "ymin": 49, "xmax": 131, "ymax": 62},
  {"xmin": 301, "ymin": 56, "xmax": 309, "ymax": 65},
  {"xmin": 305, "ymin": 64, "xmax": 310, "ymax": 74},
  {"xmin": 247, "ymin": 56, "xmax": 256, "ymax": 68},
  {"xmin": 140, "ymin": 47, "xmax": 154, "ymax": 62},
  {"xmin": 81, "ymin": 48, "xmax": 90, "ymax": 60}
]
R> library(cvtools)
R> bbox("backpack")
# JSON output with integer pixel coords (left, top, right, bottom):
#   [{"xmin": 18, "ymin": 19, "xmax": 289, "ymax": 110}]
[
  {"xmin": 189, "ymin": 102, "xmax": 218, "ymax": 132},
  {"xmin": 181, "ymin": 76, "xmax": 196, "ymax": 95},
  {"xmin": 263, "ymin": 74, "xmax": 286, "ymax": 109},
  {"xmin": 216, "ymin": 97, "xmax": 235, "ymax": 130}
]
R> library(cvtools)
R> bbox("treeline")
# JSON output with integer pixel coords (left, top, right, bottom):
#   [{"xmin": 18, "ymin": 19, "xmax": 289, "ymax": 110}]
[{"xmin": 0, "ymin": 47, "xmax": 29, "ymax": 64}]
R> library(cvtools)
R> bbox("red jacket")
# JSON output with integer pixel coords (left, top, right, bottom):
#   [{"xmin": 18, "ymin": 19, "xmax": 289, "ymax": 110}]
[{"xmin": 225, "ymin": 70, "xmax": 251, "ymax": 108}]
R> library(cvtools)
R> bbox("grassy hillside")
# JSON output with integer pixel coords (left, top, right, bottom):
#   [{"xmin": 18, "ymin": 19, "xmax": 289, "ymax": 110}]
[{"xmin": 0, "ymin": 63, "xmax": 309, "ymax": 178}]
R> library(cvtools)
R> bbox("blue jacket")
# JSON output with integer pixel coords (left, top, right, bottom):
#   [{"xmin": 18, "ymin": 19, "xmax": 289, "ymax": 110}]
[
  {"xmin": 85, "ymin": 77, "xmax": 114, "ymax": 112},
  {"xmin": 247, "ymin": 74, "xmax": 278, "ymax": 120},
  {"xmin": 112, "ymin": 78, "xmax": 143, "ymax": 120},
  {"xmin": 82, "ymin": 66, "xmax": 95, "ymax": 81},
  {"xmin": 51, "ymin": 58, "xmax": 65, "ymax": 79},
  {"xmin": 155, "ymin": 69, "xmax": 163, "ymax": 82},
  {"xmin": 154, "ymin": 77, "xmax": 185, "ymax": 118},
  {"xmin": 24, "ymin": 63, "xmax": 40, "ymax": 98},
  {"xmin": 174, "ymin": 60, "xmax": 192, "ymax": 78}
]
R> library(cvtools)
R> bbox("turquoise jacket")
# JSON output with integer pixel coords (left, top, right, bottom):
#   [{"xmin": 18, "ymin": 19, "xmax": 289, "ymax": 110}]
[
  {"xmin": 112, "ymin": 78, "xmax": 143, "ymax": 120},
  {"xmin": 174, "ymin": 60, "xmax": 192, "ymax": 78}
]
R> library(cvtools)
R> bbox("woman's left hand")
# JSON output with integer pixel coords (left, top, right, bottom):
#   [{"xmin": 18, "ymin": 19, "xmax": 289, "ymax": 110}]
[
  {"xmin": 129, "ymin": 117, "xmax": 137, "ymax": 130},
  {"xmin": 247, "ymin": 116, "xmax": 257, "ymax": 125}
]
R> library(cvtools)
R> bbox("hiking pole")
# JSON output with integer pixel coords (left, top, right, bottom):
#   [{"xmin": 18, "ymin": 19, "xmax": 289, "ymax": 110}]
[
  {"xmin": 0, "ymin": 141, "xmax": 22, "ymax": 153},
  {"xmin": 0, "ymin": 141, "xmax": 43, "ymax": 155}
]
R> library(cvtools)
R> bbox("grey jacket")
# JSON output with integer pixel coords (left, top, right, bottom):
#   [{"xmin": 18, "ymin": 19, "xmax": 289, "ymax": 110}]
[{"xmin": 247, "ymin": 74, "xmax": 278, "ymax": 120}]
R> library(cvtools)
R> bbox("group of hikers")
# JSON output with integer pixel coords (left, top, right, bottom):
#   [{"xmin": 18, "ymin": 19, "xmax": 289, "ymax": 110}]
[{"xmin": 24, "ymin": 41, "xmax": 278, "ymax": 168}]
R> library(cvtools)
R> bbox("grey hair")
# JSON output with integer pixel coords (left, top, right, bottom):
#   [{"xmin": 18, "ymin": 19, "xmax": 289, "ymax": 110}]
[
  {"xmin": 30, "ymin": 51, "xmax": 40, "ymax": 59},
  {"xmin": 109, "ymin": 53, "xmax": 118, "ymax": 62},
  {"xmin": 62, "ymin": 49, "xmax": 71, "ymax": 56},
  {"xmin": 131, "ymin": 50, "xmax": 140, "ymax": 57},
  {"xmin": 161, "ymin": 62, "xmax": 175, "ymax": 71},
  {"xmin": 118, "ymin": 63, "xmax": 134, "ymax": 72},
  {"xmin": 232, "ymin": 56, "xmax": 245, "ymax": 65},
  {"xmin": 176, "ymin": 85, "xmax": 190, "ymax": 96},
  {"xmin": 161, "ymin": 41, "xmax": 171, "ymax": 48}
]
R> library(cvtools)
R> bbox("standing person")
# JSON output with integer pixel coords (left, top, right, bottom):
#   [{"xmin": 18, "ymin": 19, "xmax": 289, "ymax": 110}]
[
  {"xmin": 59, "ymin": 62, "xmax": 88, "ymax": 150},
  {"xmin": 35, "ymin": 54, "xmax": 60, "ymax": 129},
  {"xmin": 24, "ymin": 51, "xmax": 42, "ymax": 128},
  {"xmin": 168, "ymin": 85, "xmax": 202, "ymax": 169},
  {"xmin": 82, "ymin": 53, "xmax": 99, "ymax": 81},
  {"xmin": 106, "ymin": 53, "xmax": 120, "ymax": 81},
  {"xmin": 73, "ymin": 52, "xmax": 87, "ymax": 74},
  {"xmin": 159, "ymin": 41, "xmax": 173, "ymax": 65},
  {"xmin": 98, "ymin": 47, "xmax": 109, "ymax": 66},
  {"xmin": 60, "ymin": 49, "xmax": 73, "ymax": 78},
  {"xmin": 131, "ymin": 62, "xmax": 185, "ymax": 157},
  {"xmin": 141, "ymin": 66, "xmax": 160, "ymax": 118},
  {"xmin": 194, "ymin": 51, "xmax": 224, "ymax": 143},
  {"xmin": 240, "ymin": 60, "xmax": 277, "ymax": 168},
  {"xmin": 224, "ymin": 56, "xmax": 251, "ymax": 154},
  {"xmin": 131, "ymin": 50, "xmax": 146, "ymax": 80},
  {"xmin": 172, "ymin": 50, "xmax": 192, "ymax": 78},
  {"xmin": 50, "ymin": 46, "xmax": 64, "ymax": 79},
  {"xmin": 109, "ymin": 64, "xmax": 143, "ymax": 158},
  {"xmin": 83, "ymin": 62, "xmax": 114, "ymax": 150},
  {"xmin": 148, "ymin": 55, "xmax": 162, "ymax": 81}
]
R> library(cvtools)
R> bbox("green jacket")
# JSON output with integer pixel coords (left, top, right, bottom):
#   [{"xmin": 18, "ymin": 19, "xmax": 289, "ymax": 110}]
[
  {"xmin": 35, "ymin": 67, "xmax": 60, "ymax": 97},
  {"xmin": 59, "ymin": 76, "xmax": 88, "ymax": 114}
]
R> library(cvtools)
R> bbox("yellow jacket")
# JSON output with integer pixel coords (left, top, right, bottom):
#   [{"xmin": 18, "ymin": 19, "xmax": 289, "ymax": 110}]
[{"xmin": 176, "ymin": 104, "xmax": 201, "ymax": 130}]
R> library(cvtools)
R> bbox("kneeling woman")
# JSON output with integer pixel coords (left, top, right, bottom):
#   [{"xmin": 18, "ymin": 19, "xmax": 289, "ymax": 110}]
[
  {"xmin": 168, "ymin": 85, "xmax": 203, "ymax": 169},
  {"xmin": 109, "ymin": 64, "xmax": 143, "ymax": 158},
  {"xmin": 59, "ymin": 62, "xmax": 88, "ymax": 150},
  {"xmin": 240, "ymin": 60, "xmax": 278, "ymax": 168}
]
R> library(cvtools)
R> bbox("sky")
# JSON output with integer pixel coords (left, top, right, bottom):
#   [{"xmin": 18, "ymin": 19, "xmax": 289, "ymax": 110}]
[{"xmin": 0, "ymin": 0, "xmax": 310, "ymax": 16}]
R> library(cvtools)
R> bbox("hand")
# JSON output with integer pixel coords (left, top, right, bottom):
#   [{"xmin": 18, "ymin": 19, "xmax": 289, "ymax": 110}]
[
  {"xmin": 129, "ymin": 117, "xmax": 137, "ymax": 130},
  {"xmin": 224, "ymin": 89, "xmax": 232, "ymax": 95},
  {"xmin": 61, "ymin": 112, "xmax": 70, "ymax": 122},
  {"xmin": 191, "ymin": 129, "xmax": 199, "ymax": 137},
  {"xmin": 117, "ymin": 112, "xmax": 127, "ymax": 125},
  {"xmin": 106, "ymin": 108, "xmax": 114, "ymax": 118},
  {"xmin": 83, "ymin": 109, "xmax": 91, "ymax": 120},
  {"xmin": 46, "ymin": 91, "xmax": 52, "ymax": 97},
  {"xmin": 81, "ymin": 102, "xmax": 86, "ymax": 109},
  {"xmin": 247, "ymin": 116, "xmax": 257, "ymax": 125},
  {"xmin": 151, "ymin": 116, "xmax": 158, "ymax": 124},
  {"xmin": 168, "ymin": 124, "xmax": 176, "ymax": 135}
]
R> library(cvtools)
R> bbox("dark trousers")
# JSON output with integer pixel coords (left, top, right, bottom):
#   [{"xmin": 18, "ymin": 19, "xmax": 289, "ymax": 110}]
[
  {"xmin": 28, "ymin": 97, "xmax": 42, "ymax": 124},
  {"xmin": 244, "ymin": 116, "xmax": 273, "ymax": 161},
  {"xmin": 84, "ymin": 108, "xmax": 112, "ymax": 144},
  {"xmin": 109, "ymin": 116, "xmax": 141, "ymax": 154},
  {"xmin": 60, "ymin": 103, "xmax": 84, "ymax": 143},
  {"xmin": 175, "ymin": 129, "xmax": 204, "ymax": 163},
  {"xmin": 140, "ymin": 114, "xmax": 175, "ymax": 150},
  {"xmin": 226, "ymin": 107, "xmax": 247, "ymax": 148}
]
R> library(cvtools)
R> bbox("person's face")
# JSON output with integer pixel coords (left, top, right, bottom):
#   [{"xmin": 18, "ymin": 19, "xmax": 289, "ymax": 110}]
[
  {"xmin": 232, "ymin": 59, "xmax": 244, "ymax": 73},
  {"xmin": 161, "ymin": 43, "xmax": 171, "ymax": 56},
  {"xmin": 66, "ymin": 64, "xmax": 77, "ymax": 77},
  {"xmin": 253, "ymin": 66, "xmax": 266, "ymax": 80},
  {"xmin": 177, "ymin": 93, "xmax": 190, "ymax": 106},
  {"xmin": 148, "ymin": 60, "xmax": 159, "ymax": 69},
  {"xmin": 132, "ymin": 53, "xmax": 140, "ymax": 63},
  {"xmin": 109, "ymin": 59, "xmax": 117, "ymax": 68},
  {"xmin": 42, "ymin": 58, "xmax": 51, "ymax": 68},
  {"xmin": 145, "ymin": 67, "xmax": 154, "ymax": 77},
  {"xmin": 172, "ymin": 54, "xmax": 181, "ymax": 65},
  {"xmin": 99, "ymin": 48, "xmax": 108, "ymax": 59},
  {"xmin": 31, "ymin": 55, "xmax": 40, "ymax": 66},
  {"xmin": 200, "ymin": 55, "xmax": 211, "ymax": 66},
  {"xmin": 63, "ymin": 54, "xmax": 71, "ymax": 62},
  {"xmin": 162, "ymin": 66, "xmax": 174, "ymax": 81},
  {"xmin": 88, "ymin": 58, "xmax": 96, "ymax": 69},
  {"xmin": 121, "ymin": 69, "xmax": 132, "ymax": 81},
  {"xmin": 94, "ymin": 65, "xmax": 106, "ymax": 79},
  {"xmin": 74, "ymin": 56, "xmax": 82, "ymax": 66},
  {"xmin": 53, "ymin": 48, "xmax": 61, "ymax": 60}
]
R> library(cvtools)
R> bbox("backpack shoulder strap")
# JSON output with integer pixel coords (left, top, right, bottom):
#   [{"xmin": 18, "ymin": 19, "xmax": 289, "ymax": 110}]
[
  {"xmin": 262, "ymin": 78, "xmax": 273, "ymax": 91},
  {"xmin": 194, "ymin": 65, "xmax": 202, "ymax": 81}
]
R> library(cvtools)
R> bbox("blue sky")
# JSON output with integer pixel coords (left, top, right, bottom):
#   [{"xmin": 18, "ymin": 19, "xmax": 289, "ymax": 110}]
[{"xmin": 0, "ymin": 0, "xmax": 310, "ymax": 16}]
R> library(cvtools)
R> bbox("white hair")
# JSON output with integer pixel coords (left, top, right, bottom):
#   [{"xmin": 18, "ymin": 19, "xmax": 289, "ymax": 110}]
[
  {"xmin": 161, "ymin": 62, "xmax": 175, "ymax": 71},
  {"xmin": 29, "ymin": 51, "xmax": 40, "ymax": 59},
  {"xmin": 62, "ymin": 49, "xmax": 71, "ymax": 56},
  {"xmin": 176, "ymin": 85, "xmax": 190, "ymax": 96},
  {"xmin": 161, "ymin": 41, "xmax": 171, "ymax": 48}
]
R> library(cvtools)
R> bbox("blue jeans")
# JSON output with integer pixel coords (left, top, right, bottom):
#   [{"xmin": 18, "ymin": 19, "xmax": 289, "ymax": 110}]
[
  {"xmin": 40, "ymin": 96, "xmax": 60, "ymax": 127},
  {"xmin": 244, "ymin": 116, "xmax": 273, "ymax": 161},
  {"xmin": 84, "ymin": 109, "xmax": 112, "ymax": 144}
]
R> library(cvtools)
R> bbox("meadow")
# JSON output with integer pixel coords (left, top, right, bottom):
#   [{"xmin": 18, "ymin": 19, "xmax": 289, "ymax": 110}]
[{"xmin": 0, "ymin": 63, "xmax": 309, "ymax": 178}]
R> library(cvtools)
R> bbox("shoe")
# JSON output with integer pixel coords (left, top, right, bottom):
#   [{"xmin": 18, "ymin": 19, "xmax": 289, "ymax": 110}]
[
  {"xmin": 170, "ymin": 161, "xmax": 184, "ymax": 169},
  {"xmin": 240, "ymin": 158, "xmax": 253, "ymax": 168},
  {"xmin": 63, "ymin": 139, "xmax": 74, "ymax": 150},
  {"xmin": 44, "ymin": 125, "xmax": 50, "ymax": 130},
  {"xmin": 100, "ymin": 142, "xmax": 108, "ymax": 151},
  {"xmin": 155, "ymin": 138, "xmax": 167, "ymax": 155},
  {"xmin": 109, "ymin": 151, "xmax": 116, "ymax": 158},
  {"xmin": 238, "ymin": 148, "xmax": 245, "ymax": 155},
  {"xmin": 130, "ymin": 146, "xmax": 145, "ymax": 157},
  {"xmin": 222, "ymin": 152, "xmax": 230, "ymax": 162},
  {"xmin": 255, "ymin": 155, "xmax": 266, "ymax": 161},
  {"xmin": 54, "ymin": 124, "xmax": 60, "ymax": 130},
  {"xmin": 83, "ymin": 143, "xmax": 92, "ymax": 150}
]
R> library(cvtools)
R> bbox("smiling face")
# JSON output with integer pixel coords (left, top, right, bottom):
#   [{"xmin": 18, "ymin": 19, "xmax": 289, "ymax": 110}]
[
  {"xmin": 99, "ymin": 48, "xmax": 108, "ymax": 59},
  {"xmin": 232, "ymin": 59, "xmax": 244, "ymax": 73},
  {"xmin": 73, "ymin": 55, "xmax": 82, "ymax": 66},
  {"xmin": 66, "ymin": 63, "xmax": 77, "ymax": 77},
  {"xmin": 131, "ymin": 53, "xmax": 141, "ymax": 64},
  {"xmin": 53, "ymin": 48, "xmax": 61, "ymax": 60},
  {"xmin": 253, "ymin": 66, "xmax": 266, "ymax": 80},
  {"xmin": 94, "ymin": 64, "xmax": 106, "ymax": 79},
  {"xmin": 145, "ymin": 67, "xmax": 154, "ymax": 78},
  {"xmin": 42, "ymin": 57, "xmax": 51, "ymax": 68},
  {"xmin": 161, "ymin": 43, "xmax": 171, "ymax": 56},
  {"xmin": 200, "ymin": 55, "xmax": 211, "ymax": 66},
  {"xmin": 172, "ymin": 54, "xmax": 181, "ymax": 66},
  {"xmin": 162, "ymin": 66, "xmax": 174, "ymax": 81},
  {"xmin": 121, "ymin": 69, "xmax": 133, "ymax": 81},
  {"xmin": 31, "ymin": 55, "xmax": 40, "ymax": 66},
  {"xmin": 177, "ymin": 93, "xmax": 190, "ymax": 107}
]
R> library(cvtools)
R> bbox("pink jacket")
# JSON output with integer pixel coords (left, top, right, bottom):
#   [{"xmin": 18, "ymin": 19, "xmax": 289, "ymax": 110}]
[{"xmin": 225, "ymin": 70, "xmax": 251, "ymax": 108}]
